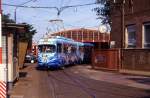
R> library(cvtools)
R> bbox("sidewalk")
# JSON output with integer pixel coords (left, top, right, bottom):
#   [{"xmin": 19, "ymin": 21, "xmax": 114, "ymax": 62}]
[
  {"xmin": 8, "ymin": 63, "xmax": 39, "ymax": 98},
  {"xmin": 70, "ymin": 65, "xmax": 150, "ymax": 90}
]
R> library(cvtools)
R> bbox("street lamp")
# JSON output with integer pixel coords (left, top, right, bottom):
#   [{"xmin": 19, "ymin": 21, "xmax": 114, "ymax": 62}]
[
  {"xmin": 98, "ymin": 24, "xmax": 109, "ymax": 42},
  {"xmin": 98, "ymin": 24, "xmax": 108, "ymax": 33}
]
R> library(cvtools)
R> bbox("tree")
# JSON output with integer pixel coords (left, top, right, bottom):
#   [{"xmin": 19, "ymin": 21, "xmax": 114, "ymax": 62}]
[
  {"xmin": 2, "ymin": 14, "xmax": 15, "ymax": 23},
  {"xmin": 2, "ymin": 13, "xmax": 37, "ymax": 42},
  {"xmin": 20, "ymin": 23, "xmax": 37, "ymax": 42},
  {"xmin": 94, "ymin": 0, "xmax": 133, "ymax": 25},
  {"xmin": 94, "ymin": 0, "xmax": 111, "ymax": 25}
]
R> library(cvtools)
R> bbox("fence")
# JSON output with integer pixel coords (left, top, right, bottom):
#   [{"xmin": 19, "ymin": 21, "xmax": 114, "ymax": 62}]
[{"xmin": 122, "ymin": 49, "xmax": 150, "ymax": 71}]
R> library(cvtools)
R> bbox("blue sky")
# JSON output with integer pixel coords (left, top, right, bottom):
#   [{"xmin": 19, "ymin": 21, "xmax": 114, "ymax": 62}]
[{"xmin": 2, "ymin": 0, "xmax": 102, "ymax": 42}]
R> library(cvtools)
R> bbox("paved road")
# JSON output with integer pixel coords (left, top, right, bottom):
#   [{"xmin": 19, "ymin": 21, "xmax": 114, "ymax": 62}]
[{"xmin": 10, "ymin": 63, "xmax": 150, "ymax": 98}]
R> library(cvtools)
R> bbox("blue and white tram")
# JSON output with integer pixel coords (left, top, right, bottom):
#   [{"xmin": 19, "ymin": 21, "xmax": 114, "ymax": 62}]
[{"xmin": 37, "ymin": 36, "xmax": 83, "ymax": 69}]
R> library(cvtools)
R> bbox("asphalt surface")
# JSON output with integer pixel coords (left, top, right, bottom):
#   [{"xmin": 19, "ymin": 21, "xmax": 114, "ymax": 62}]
[{"xmin": 9, "ymin": 63, "xmax": 150, "ymax": 98}]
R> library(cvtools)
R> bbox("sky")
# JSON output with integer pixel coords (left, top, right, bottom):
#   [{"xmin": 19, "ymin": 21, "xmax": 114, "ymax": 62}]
[{"xmin": 2, "ymin": 0, "xmax": 102, "ymax": 42}]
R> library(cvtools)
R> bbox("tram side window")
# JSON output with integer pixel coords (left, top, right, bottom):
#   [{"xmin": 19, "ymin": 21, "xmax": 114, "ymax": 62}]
[
  {"xmin": 64, "ymin": 46, "xmax": 68, "ymax": 53},
  {"xmin": 72, "ymin": 47, "xmax": 76, "ymax": 53},
  {"xmin": 57, "ymin": 43, "xmax": 62, "ymax": 53}
]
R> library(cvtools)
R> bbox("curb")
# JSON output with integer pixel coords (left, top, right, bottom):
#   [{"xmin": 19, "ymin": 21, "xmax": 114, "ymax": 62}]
[{"xmin": 119, "ymin": 69, "xmax": 150, "ymax": 77}]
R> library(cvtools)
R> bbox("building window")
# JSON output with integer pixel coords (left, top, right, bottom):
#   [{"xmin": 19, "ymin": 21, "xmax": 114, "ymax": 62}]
[
  {"xmin": 126, "ymin": 25, "xmax": 136, "ymax": 48},
  {"xmin": 144, "ymin": 22, "xmax": 150, "ymax": 48}
]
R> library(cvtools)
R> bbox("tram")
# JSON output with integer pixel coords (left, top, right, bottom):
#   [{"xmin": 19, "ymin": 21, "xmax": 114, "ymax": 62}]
[{"xmin": 37, "ymin": 36, "xmax": 84, "ymax": 69}]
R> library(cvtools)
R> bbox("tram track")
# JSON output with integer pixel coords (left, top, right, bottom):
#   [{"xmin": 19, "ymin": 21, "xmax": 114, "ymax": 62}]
[
  {"xmin": 10, "ymin": 64, "xmax": 149, "ymax": 98},
  {"xmin": 46, "ymin": 70, "xmax": 58, "ymax": 98},
  {"xmin": 47, "ymin": 69, "xmax": 94, "ymax": 98},
  {"xmin": 61, "ymin": 70, "xmax": 96, "ymax": 98},
  {"xmin": 62, "ymin": 70, "xmax": 139, "ymax": 98},
  {"xmin": 63, "ymin": 69, "xmax": 140, "ymax": 98},
  {"xmin": 46, "ymin": 68, "xmax": 147, "ymax": 98}
]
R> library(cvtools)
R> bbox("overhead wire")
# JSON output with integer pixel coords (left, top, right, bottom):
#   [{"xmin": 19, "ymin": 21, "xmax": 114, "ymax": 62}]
[
  {"xmin": 3, "ymin": 1, "xmax": 100, "ymax": 39},
  {"xmin": 3, "ymin": 1, "xmax": 97, "ymax": 16},
  {"xmin": 2, "ymin": 2, "xmax": 97, "ymax": 9},
  {"xmin": 3, "ymin": 3, "xmax": 57, "ymax": 9},
  {"xmin": 18, "ymin": 0, "xmax": 37, "ymax": 6},
  {"xmin": 63, "ymin": 0, "xmax": 72, "ymax": 7}
]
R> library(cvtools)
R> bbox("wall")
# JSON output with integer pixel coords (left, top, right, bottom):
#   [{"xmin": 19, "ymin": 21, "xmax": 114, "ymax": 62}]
[
  {"xmin": 19, "ymin": 41, "xmax": 28, "ymax": 69},
  {"xmin": 122, "ymin": 49, "xmax": 150, "ymax": 71},
  {"xmin": 92, "ymin": 49, "xmax": 120, "ymax": 70},
  {"xmin": 110, "ymin": 0, "xmax": 150, "ymax": 74}
]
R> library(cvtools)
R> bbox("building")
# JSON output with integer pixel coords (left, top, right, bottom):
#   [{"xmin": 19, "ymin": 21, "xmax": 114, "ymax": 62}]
[
  {"xmin": 111, "ymin": 0, "xmax": 150, "ymax": 74},
  {"xmin": 2, "ymin": 23, "xmax": 27, "ymax": 89},
  {"xmin": 51, "ymin": 28, "xmax": 110, "ymax": 49}
]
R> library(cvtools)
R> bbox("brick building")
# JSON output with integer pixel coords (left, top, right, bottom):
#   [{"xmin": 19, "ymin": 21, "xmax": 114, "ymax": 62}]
[
  {"xmin": 50, "ymin": 28, "xmax": 110, "ymax": 49},
  {"xmin": 111, "ymin": 0, "xmax": 150, "ymax": 74},
  {"xmin": 50, "ymin": 28, "xmax": 110, "ymax": 64},
  {"xmin": 111, "ymin": 0, "xmax": 150, "ymax": 48}
]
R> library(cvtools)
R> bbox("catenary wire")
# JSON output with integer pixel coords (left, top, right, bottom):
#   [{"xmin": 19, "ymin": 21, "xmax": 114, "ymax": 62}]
[
  {"xmin": 18, "ymin": 0, "xmax": 37, "ymax": 6},
  {"xmin": 2, "ymin": 2, "xmax": 97, "ymax": 9}
]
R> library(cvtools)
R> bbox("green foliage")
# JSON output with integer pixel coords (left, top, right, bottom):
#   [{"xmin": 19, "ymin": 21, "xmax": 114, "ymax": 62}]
[
  {"xmin": 20, "ymin": 23, "xmax": 37, "ymax": 42},
  {"xmin": 2, "ymin": 14, "xmax": 15, "ymax": 23},
  {"xmin": 94, "ymin": 0, "xmax": 111, "ymax": 24},
  {"xmin": 2, "ymin": 13, "xmax": 37, "ymax": 42}
]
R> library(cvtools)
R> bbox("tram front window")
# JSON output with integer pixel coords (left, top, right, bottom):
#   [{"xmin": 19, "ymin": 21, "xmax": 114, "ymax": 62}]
[{"xmin": 38, "ymin": 45, "xmax": 56, "ymax": 53}]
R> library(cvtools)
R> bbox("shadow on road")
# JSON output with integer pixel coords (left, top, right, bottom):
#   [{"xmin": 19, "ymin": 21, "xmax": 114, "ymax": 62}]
[
  {"xmin": 127, "ymin": 77, "xmax": 150, "ymax": 85},
  {"xmin": 19, "ymin": 72, "xmax": 28, "ymax": 78},
  {"xmin": 141, "ymin": 90, "xmax": 150, "ymax": 98}
]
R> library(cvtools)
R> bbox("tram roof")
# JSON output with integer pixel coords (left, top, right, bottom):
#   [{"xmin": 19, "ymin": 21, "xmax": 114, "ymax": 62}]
[
  {"xmin": 38, "ymin": 36, "xmax": 78, "ymax": 45},
  {"xmin": 83, "ymin": 43, "xmax": 94, "ymax": 47}
]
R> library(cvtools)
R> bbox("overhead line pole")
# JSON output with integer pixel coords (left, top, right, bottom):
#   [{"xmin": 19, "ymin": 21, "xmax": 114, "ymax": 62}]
[
  {"xmin": 14, "ymin": 0, "xmax": 37, "ymax": 23},
  {"xmin": 120, "ymin": 0, "xmax": 125, "ymax": 69}
]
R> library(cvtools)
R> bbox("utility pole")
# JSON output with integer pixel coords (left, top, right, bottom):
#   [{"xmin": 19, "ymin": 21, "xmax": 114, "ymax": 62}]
[
  {"xmin": 14, "ymin": 7, "xmax": 18, "ymax": 23},
  {"xmin": 113, "ymin": 0, "xmax": 125, "ymax": 48},
  {"xmin": 14, "ymin": 0, "xmax": 37, "ymax": 23},
  {"xmin": 121, "ymin": 0, "xmax": 125, "ymax": 49},
  {"xmin": 0, "ymin": 0, "xmax": 7, "ymax": 98},
  {"xmin": 120, "ymin": 0, "xmax": 125, "ymax": 69},
  {"xmin": 111, "ymin": 0, "xmax": 125, "ymax": 69}
]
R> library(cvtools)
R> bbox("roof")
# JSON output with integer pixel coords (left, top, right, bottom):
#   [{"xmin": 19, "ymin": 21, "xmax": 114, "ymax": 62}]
[
  {"xmin": 2, "ymin": 23, "xmax": 27, "ymax": 34},
  {"xmin": 52, "ymin": 28, "xmax": 100, "ymax": 34},
  {"xmin": 2, "ymin": 23, "xmax": 27, "ymax": 29},
  {"xmin": 50, "ymin": 28, "xmax": 110, "ymax": 43}
]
